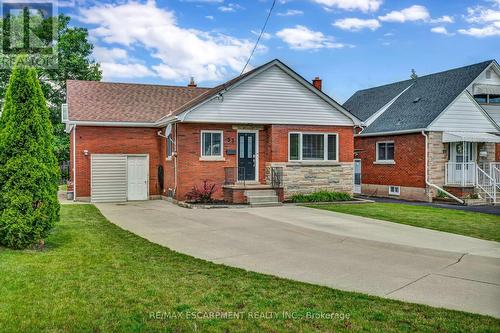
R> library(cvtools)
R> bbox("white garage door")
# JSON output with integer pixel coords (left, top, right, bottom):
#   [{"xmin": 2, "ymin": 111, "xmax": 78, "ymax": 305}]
[{"xmin": 91, "ymin": 154, "xmax": 128, "ymax": 203}]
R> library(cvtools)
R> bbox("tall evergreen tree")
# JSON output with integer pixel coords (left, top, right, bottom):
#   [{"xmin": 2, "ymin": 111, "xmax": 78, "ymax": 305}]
[{"xmin": 0, "ymin": 56, "xmax": 60, "ymax": 249}]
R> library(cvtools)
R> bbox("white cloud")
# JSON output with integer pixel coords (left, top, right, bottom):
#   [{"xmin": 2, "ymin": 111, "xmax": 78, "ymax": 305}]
[
  {"xmin": 92, "ymin": 46, "xmax": 155, "ymax": 79},
  {"xmin": 459, "ymin": 4, "xmax": 500, "ymax": 37},
  {"xmin": 251, "ymin": 30, "xmax": 272, "ymax": 40},
  {"xmin": 276, "ymin": 25, "xmax": 350, "ymax": 50},
  {"xmin": 430, "ymin": 15, "xmax": 454, "ymax": 24},
  {"xmin": 379, "ymin": 5, "xmax": 430, "ymax": 22},
  {"xmin": 430, "ymin": 26, "xmax": 454, "ymax": 36},
  {"xmin": 312, "ymin": 0, "xmax": 383, "ymax": 12},
  {"xmin": 218, "ymin": 3, "xmax": 244, "ymax": 12},
  {"xmin": 458, "ymin": 25, "xmax": 500, "ymax": 37},
  {"xmin": 205, "ymin": 15, "xmax": 214, "ymax": 20},
  {"xmin": 78, "ymin": 1, "xmax": 256, "ymax": 82},
  {"xmin": 277, "ymin": 9, "xmax": 304, "ymax": 16},
  {"xmin": 333, "ymin": 18, "xmax": 380, "ymax": 31}
]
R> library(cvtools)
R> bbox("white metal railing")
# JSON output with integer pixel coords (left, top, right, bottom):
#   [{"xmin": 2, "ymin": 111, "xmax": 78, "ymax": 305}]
[
  {"xmin": 445, "ymin": 162, "xmax": 476, "ymax": 186},
  {"xmin": 476, "ymin": 165, "xmax": 497, "ymax": 202}
]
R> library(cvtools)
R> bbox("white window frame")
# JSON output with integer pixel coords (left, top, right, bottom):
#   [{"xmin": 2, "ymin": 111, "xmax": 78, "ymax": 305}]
[
  {"xmin": 389, "ymin": 185, "xmax": 400, "ymax": 196},
  {"xmin": 485, "ymin": 70, "xmax": 491, "ymax": 80},
  {"xmin": 375, "ymin": 141, "xmax": 395, "ymax": 164},
  {"xmin": 200, "ymin": 130, "xmax": 224, "ymax": 160},
  {"xmin": 288, "ymin": 132, "xmax": 339, "ymax": 162}
]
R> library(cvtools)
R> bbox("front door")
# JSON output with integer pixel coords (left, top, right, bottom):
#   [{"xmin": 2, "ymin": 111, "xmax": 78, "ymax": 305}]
[
  {"xmin": 238, "ymin": 132, "xmax": 257, "ymax": 181},
  {"xmin": 354, "ymin": 159, "xmax": 361, "ymax": 194},
  {"xmin": 127, "ymin": 156, "xmax": 148, "ymax": 200},
  {"xmin": 449, "ymin": 142, "xmax": 476, "ymax": 185}
]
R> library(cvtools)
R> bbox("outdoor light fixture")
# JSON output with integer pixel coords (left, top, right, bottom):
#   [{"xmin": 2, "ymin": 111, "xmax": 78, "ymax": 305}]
[{"xmin": 83, "ymin": 150, "xmax": 89, "ymax": 156}]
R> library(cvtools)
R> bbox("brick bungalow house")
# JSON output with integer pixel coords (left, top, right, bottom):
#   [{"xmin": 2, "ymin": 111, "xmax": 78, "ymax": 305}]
[
  {"xmin": 343, "ymin": 60, "xmax": 500, "ymax": 204},
  {"xmin": 63, "ymin": 59, "xmax": 361, "ymax": 204}
]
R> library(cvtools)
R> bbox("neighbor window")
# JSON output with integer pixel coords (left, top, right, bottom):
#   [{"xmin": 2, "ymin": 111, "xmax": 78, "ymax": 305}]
[
  {"xmin": 490, "ymin": 94, "xmax": 500, "ymax": 104},
  {"xmin": 201, "ymin": 131, "xmax": 223, "ymax": 157},
  {"xmin": 289, "ymin": 132, "xmax": 338, "ymax": 161},
  {"xmin": 166, "ymin": 134, "xmax": 173, "ymax": 159},
  {"xmin": 474, "ymin": 94, "xmax": 500, "ymax": 104},
  {"xmin": 376, "ymin": 141, "xmax": 395, "ymax": 162},
  {"xmin": 389, "ymin": 185, "xmax": 400, "ymax": 196},
  {"xmin": 485, "ymin": 70, "xmax": 492, "ymax": 79}
]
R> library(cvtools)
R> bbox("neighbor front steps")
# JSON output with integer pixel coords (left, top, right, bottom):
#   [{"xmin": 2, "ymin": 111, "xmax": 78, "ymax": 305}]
[{"xmin": 244, "ymin": 189, "xmax": 282, "ymax": 207}]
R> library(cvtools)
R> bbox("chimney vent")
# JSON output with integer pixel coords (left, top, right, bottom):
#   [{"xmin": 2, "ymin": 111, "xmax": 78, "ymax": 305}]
[
  {"xmin": 188, "ymin": 77, "xmax": 197, "ymax": 87},
  {"xmin": 312, "ymin": 76, "xmax": 322, "ymax": 91}
]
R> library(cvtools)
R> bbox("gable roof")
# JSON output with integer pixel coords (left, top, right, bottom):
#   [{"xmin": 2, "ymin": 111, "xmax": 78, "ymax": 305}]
[
  {"xmin": 66, "ymin": 80, "xmax": 210, "ymax": 123},
  {"xmin": 343, "ymin": 60, "xmax": 496, "ymax": 135},
  {"xmin": 66, "ymin": 59, "xmax": 360, "ymax": 126}
]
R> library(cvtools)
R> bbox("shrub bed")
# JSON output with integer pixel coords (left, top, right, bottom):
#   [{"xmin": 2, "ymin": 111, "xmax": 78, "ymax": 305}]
[{"xmin": 289, "ymin": 190, "xmax": 352, "ymax": 203}]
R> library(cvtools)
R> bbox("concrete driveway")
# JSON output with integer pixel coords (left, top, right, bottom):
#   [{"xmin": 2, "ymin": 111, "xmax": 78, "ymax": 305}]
[{"xmin": 96, "ymin": 201, "xmax": 500, "ymax": 318}]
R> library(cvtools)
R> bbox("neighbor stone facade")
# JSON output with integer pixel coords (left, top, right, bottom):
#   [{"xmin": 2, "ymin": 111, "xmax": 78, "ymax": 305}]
[
  {"xmin": 427, "ymin": 131, "xmax": 447, "ymax": 198},
  {"xmin": 267, "ymin": 162, "xmax": 353, "ymax": 199}
]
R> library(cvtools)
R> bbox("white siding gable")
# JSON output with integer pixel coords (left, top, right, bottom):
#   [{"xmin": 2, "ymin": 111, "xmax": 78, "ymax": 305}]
[
  {"xmin": 181, "ymin": 65, "xmax": 354, "ymax": 126},
  {"xmin": 466, "ymin": 62, "xmax": 500, "ymax": 94},
  {"xmin": 428, "ymin": 92, "xmax": 498, "ymax": 132}
]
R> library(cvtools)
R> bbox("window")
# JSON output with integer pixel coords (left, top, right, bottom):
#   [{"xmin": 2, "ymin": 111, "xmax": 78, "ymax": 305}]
[
  {"xmin": 376, "ymin": 141, "xmax": 395, "ymax": 162},
  {"xmin": 490, "ymin": 94, "xmax": 500, "ymax": 104},
  {"xmin": 474, "ymin": 94, "xmax": 488, "ymax": 104},
  {"xmin": 474, "ymin": 94, "xmax": 500, "ymax": 104},
  {"xmin": 201, "ymin": 131, "xmax": 223, "ymax": 158},
  {"xmin": 389, "ymin": 186, "xmax": 400, "ymax": 196},
  {"xmin": 485, "ymin": 70, "xmax": 491, "ymax": 79},
  {"xmin": 166, "ymin": 134, "xmax": 173, "ymax": 159},
  {"xmin": 289, "ymin": 132, "xmax": 338, "ymax": 161}
]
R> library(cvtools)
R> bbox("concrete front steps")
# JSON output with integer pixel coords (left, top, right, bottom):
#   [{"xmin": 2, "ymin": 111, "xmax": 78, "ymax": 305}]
[{"xmin": 244, "ymin": 189, "xmax": 282, "ymax": 207}]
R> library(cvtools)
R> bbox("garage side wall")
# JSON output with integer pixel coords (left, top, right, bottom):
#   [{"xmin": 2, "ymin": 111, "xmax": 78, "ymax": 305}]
[{"xmin": 72, "ymin": 126, "xmax": 162, "ymax": 200}]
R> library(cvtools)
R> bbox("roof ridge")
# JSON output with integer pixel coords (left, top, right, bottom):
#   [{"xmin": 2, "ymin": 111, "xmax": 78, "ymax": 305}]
[
  {"xmin": 66, "ymin": 79, "xmax": 212, "ymax": 90},
  {"xmin": 354, "ymin": 59, "xmax": 495, "ymax": 93}
]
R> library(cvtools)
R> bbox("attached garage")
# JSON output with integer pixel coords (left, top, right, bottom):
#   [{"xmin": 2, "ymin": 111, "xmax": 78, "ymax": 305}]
[{"xmin": 91, "ymin": 154, "xmax": 149, "ymax": 203}]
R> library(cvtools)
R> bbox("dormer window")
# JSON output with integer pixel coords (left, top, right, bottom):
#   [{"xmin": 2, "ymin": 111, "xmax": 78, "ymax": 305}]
[{"xmin": 474, "ymin": 94, "xmax": 487, "ymax": 104}]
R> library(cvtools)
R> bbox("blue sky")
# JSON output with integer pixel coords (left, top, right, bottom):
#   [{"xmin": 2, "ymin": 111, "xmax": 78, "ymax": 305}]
[{"xmin": 61, "ymin": 0, "xmax": 500, "ymax": 102}]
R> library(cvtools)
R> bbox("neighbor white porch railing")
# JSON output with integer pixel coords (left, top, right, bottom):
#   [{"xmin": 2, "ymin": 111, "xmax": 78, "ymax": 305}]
[
  {"xmin": 445, "ymin": 162, "xmax": 476, "ymax": 186},
  {"xmin": 476, "ymin": 166, "xmax": 497, "ymax": 202}
]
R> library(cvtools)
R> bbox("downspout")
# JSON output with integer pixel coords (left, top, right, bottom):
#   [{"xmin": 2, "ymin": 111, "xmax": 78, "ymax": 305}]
[
  {"xmin": 174, "ymin": 122, "xmax": 178, "ymax": 198},
  {"xmin": 421, "ymin": 130, "xmax": 464, "ymax": 204},
  {"xmin": 72, "ymin": 125, "xmax": 77, "ymax": 201}
]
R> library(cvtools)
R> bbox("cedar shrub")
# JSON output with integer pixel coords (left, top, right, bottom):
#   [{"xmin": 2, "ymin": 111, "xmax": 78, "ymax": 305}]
[{"xmin": 0, "ymin": 56, "xmax": 60, "ymax": 249}]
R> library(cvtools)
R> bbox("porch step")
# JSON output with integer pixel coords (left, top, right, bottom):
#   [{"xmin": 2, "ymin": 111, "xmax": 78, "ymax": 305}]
[{"xmin": 245, "ymin": 189, "xmax": 281, "ymax": 207}]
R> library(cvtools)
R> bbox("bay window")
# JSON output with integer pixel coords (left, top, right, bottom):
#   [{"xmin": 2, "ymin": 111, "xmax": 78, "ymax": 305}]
[{"xmin": 289, "ymin": 132, "xmax": 338, "ymax": 161}]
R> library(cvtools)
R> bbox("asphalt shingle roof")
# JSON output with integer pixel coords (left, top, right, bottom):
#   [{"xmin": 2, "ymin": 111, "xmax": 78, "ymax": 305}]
[
  {"xmin": 66, "ymin": 81, "xmax": 211, "ymax": 123},
  {"xmin": 343, "ymin": 60, "xmax": 495, "ymax": 134}
]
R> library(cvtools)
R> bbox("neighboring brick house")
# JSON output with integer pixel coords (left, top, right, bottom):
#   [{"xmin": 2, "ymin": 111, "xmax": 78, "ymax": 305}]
[
  {"xmin": 63, "ymin": 59, "xmax": 361, "ymax": 204},
  {"xmin": 343, "ymin": 60, "xmax": 500, "ymax": 203}
]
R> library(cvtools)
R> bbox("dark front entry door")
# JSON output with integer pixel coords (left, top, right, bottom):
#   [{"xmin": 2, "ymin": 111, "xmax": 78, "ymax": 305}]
[{"xmin": 238, "ymin": 132, "xmax": 256, "ymax": 181}]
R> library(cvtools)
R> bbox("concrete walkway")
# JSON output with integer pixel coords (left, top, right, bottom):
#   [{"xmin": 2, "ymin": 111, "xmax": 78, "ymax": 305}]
[{"xmin": 96, "ymin": 201, "xmax": 500, "ymax": 318}]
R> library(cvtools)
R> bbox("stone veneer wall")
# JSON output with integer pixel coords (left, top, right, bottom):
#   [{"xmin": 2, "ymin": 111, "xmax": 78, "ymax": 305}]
[
  {"xmin": 427, "ymin": 131, "xmax": 447, "ymax": 199},
  {"xmin": 478, "ymin": 142, "xmax": 496, "ymax": 165},
  {"xmin": 266, "ymin": 162, "xmax": 353, "ymax": 199}
]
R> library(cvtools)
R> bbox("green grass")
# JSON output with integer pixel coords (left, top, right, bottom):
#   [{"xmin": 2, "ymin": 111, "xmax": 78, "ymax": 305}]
[
  {"xmin": 290, "ymin": 190, "xmax": 352, "ymax": 203},
  {"xmin": 307, "ymin": 203, "xmax": 500, "ymax": 242},
  {"xmin": 0, "ymin": 205, "xmax": 498, "ymax": 332},
  {"xmin": 58, "ymin": 184, "xmax": 67, "ymax": 191}
]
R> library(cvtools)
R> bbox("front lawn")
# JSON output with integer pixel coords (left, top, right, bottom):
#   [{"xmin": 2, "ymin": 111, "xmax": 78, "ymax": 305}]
[
  {"xmin": 307, "ymin": 203, "xmax": 500, "ymax": 242},
  {"xmin": 0, "ymin": 205, "xmax": 498, "ymax": 332}
]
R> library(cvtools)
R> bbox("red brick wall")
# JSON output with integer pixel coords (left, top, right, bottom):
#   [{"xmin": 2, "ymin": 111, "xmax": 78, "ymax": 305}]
[
  {"xmin": 173, "ymin": 123, "xmax": 270, "ymax": 201},
  {"xmin": 72, "ymin": 126, "xmax": 162, "ymax": 198},
  {"xmin": 496, "ymin": 143, "xmax": 500, "ymax": 161},
  {"xmin": 355, "ymin": 133, "xmax": 425, "ymax": 188},
  {"xmin": 173, "ymin": 123, "xmax": 354, "ymax": 200}
]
